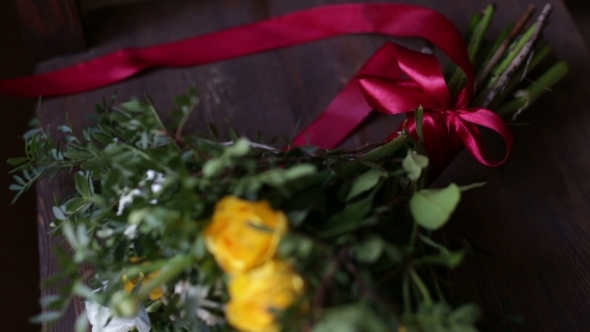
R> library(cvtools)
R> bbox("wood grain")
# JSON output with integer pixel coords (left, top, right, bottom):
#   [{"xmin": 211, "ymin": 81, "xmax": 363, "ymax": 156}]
[
  {"xmin": 12, "ymin": 0, "xmax": 86, "ymax": 62},
  {"xmin": 32, "ymin": 0, "xmax": 590, "ymax": 331}
]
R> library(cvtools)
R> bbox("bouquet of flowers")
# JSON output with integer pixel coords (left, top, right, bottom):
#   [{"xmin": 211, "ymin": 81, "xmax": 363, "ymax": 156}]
[{"xmin": 7, "ymin": 3, "xmax": 567, "ymax": 332}]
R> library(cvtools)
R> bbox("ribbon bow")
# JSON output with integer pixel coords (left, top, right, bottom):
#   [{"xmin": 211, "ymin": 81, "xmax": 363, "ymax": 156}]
[
  {"xmin": 356, "ymin": 43, "xmax": 512, "ymax": 172},
  {"xmin": 0, "ymin": 3, "xmax": 512, "ymax": 171}
]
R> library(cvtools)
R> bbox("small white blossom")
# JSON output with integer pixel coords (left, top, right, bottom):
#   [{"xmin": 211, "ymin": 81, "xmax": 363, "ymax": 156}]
[
  {"xmin": 123, "ymin": 224, "xmax": 139, "ymax": 239},
  {"xmin": 85, "ymin": 301, "xmax": 151, "ymax": 332},
  {"xmin": 116, "ymin": 170, "xmax": 166, "ymax": 216},
  {"xmin": 145, "ymin": 170, "xmax": 165, "ymax": 193},
  {"xmin": 117, "ymin": 189, "xmax": 142, "ymax": 216},
  {"xmin": 169, "ymin": 281, "xmax": 224, "ymax": 326}
]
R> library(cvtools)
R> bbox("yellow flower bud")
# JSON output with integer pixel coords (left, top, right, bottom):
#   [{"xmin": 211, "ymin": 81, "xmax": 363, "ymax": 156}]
[
  {"xmin": 123, "ymin": 270, "xmax": 163, "ymax": 301},
  {"xmin": 226, "ymin": 260, "xmax": 304, "ymax": 332},
  {"xmin": 204, "ymin": 196, "xmax": 288, "ymax": 275}
]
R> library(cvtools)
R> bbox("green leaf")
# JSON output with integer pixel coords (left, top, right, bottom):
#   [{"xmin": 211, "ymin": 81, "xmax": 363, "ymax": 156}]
[
  {"xmin": 286, "ymin": 210, "xmax": 309, "ymax": 227},
  {"xmin": 313, "ymin": 305, "xmax": 388, "ymax": 332},
  {"xmin": 415, "ymin": 251, "xmax": 465, "ymax": 268},
  {"xmin": 284, "ymin": 164, "xmax": 316, "ymax": 180},
  {"xmin": 346, "ymin": 169, "xmax": 385, "ymax": 201},
  {"xmin": 415, "ymin": 106, "xmax": 425, "ymax": 142},
  {"xmin": 402, "ymin": 151, "xmax": 429, "ymax": 181},
  {"xmin": 74, "ymin": 311, "xmax": 89, "ymax": 332},
  {"xmin": 459, "ymin": 182, "xmax": 486, "ymax": 191},
  {"xmin": 9, "ymin": 184, "xmax": 22, "ymax": 191},
  {"xmin": 229, "ymin": 127, "xmax": 239, "ymax": 141},
  {"xmin": 449, "ymin": 303, "xmax": 481, "ymax": 325},
  {"xmin": 319, "ymin": 194, "xmax": 373, "ymax": 238},
  {"xmin": 202, "ymin": 159, "xmax": 226, "ymax": 178},
  {"xmin": 120, "ymin": 99, "xmax": 148, "ymax": 113},
  {"xmin": 410, "ymin": 183, "xmax": 461, "ymax": 230},
  {"xmin": 7, "ymin": 157, "xmax": 28, "ymax": 165},
  {"xmin": 13, "ymin": 175, "xmax": 26, "ymax": 186},
  {"xmin": 63, "ymin": 150, "xmax": 95, "ymax": 160},
  {"xmin": 75, "ymin": 172, "xmax": 90, "ymax": 197},
  {"xmin": 63, "ymin": 197, "xmax": 89, "ymax": 213},
  {"xmin": 52, "ymin": 206, "xmax": 67, "ymax": 221},
  {"xmin": 39, "ymin": 295, "xmax": 62, "ymax": 308},
  {"xmin": 226, "ymin": 138, "xmax": 250, "ymax": 157},
  {"xmin": 57, "ymin": 125, "xmax": 72, "ymax": 133},
  {"xmin": 30, "ymin": 311, "xmax": 62, "ymax": 324},
  {"xmin": 352, "ymin": 236, "xmax": 384, "ymax": 263},
  {"xmin": 209, "ymin": 123, "xmax": 220, "ymax": 138},
  {"xmin": 174, "ymin": 94, "xmax": 191, "ymax": 107},
  {"xmin": 192, "ymin": 236, "xmax": 207, "ymax": 259}
]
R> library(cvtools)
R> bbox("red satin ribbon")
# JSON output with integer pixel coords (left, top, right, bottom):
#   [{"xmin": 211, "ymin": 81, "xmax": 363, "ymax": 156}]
[
  {"xmin": 0, "ymin": 3, "xmax": 512, "ymax": 170},
  {"xmin": 355, "ymin": 43, "xmax": 512, "ymax": 171}
]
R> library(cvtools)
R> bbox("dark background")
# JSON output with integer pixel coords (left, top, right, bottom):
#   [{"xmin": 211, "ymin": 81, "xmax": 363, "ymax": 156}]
[{"xmin": 0, "ymin": 1, "xmax": 588, "ymax": 331}]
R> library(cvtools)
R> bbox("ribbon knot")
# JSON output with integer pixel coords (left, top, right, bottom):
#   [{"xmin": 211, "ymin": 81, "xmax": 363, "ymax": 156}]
[
  {"xmin": 355, "ymin": 42, "xmax": 512, "ymax": 172},
  {"xmin": 0, "ymin": 3, "xmax": 513, "ymax": 174}
]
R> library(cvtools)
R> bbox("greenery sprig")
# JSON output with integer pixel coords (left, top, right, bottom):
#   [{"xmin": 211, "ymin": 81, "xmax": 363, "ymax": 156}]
[{"xmin": 9, "ymin": 4, "xmax": 567, "ymax": 332}]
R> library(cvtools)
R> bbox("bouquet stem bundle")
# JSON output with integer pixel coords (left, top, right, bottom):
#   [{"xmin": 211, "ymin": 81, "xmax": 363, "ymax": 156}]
[{"xmin": 7, "ymin": 4, "xmax": 568, "ymax": 332}]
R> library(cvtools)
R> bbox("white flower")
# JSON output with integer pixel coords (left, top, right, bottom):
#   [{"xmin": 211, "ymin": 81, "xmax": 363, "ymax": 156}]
[
  {"xmin": 145, "ymin": 170, "xmax": 165, "ymax": 193},
  {"xmin": 85, "ymin": 300, "xmax": 151, "ymax": 332},
  {"xmin": 168, "ymin": 281, "xmax": 225, "ymax": 326},
  {"xmin": 116, "ymin": 170, "xmax": 166, "ymax": 216},
  {"xmin": 117, "ymin": 189, "xmax": 142, "ymax": 216}
]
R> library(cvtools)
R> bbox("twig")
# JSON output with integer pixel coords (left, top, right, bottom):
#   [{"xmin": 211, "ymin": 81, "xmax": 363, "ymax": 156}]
[
  {"xmin": 312, "ymin": 261, "xmax": 339, "ymax": 311},
  {"xmin": 311, "ymin": 246, "xmax": 348, "ymax": 312},
  {"xmin": 339, "ymin": 141, "xmax": 388, "ymax": 155},
  {"xmin": 475, "ymin": 5, "xmax": 536, "ymax": 90},
  {"xmin": 342, "ymin": 256, "xmax": 395, "ymax": 310},
  {"xmin": 478, "ymin": 4, "xmax": 553, "ymax": 108}
]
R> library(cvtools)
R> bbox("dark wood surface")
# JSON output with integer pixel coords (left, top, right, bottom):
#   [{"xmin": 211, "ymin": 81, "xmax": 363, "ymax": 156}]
[
  {"xmin": 31, "ymin": 0, "xmax": 590, "ymax": 331},
  {"xmin": 12, "ymin": 0, "xmax": 86, "ymax": 62}
]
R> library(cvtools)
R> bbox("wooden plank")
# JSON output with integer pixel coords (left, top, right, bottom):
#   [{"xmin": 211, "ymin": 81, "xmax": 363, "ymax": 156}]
[
  {"xmin": 0, "ymin": 1, "xmax": 40, "ymax": 331},
  {"xmin": 12, "ymin": 0, "xmax": 86, "ymax": 62},
  {"xmin": 32, "ymin": 0, "xmax": 590, "ymax": 331}
]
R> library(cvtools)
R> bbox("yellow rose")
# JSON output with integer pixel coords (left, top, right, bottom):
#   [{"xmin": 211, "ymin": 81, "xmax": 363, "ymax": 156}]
[
  {"xmin": 123, "ymin": 270, "xmax": 163, "ymax": 301},
  {"xmin": 226, "ymin": 260, "xmax": 304, "ymax": 332},
  {"xmin": 204, "ymin": 196, "xmax": 288, "ymax": 275}
]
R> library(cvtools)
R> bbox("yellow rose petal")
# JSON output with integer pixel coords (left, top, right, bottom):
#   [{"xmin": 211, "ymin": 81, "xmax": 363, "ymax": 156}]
[
  {"xmin": 226, "ymin": 260, "xmax": 304, "ymax": 332},
  {"xmin": 204, "ymin": 196, "xmax": 288, "ymax": 275}
]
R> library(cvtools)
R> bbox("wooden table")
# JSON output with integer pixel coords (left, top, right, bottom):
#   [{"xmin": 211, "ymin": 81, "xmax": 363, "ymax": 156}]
[{"xmin": 31, "ymin": 0, "xmax": 590, "ymax": 331}]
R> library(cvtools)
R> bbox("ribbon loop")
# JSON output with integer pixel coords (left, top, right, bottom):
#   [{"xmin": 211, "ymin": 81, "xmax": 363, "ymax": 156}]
[
  {"xmin": 0, "ymin": 3, "xmax": 512, "ymax": 172},
  {"xmin": 355, "ymin": 42, "xmax": 512, "ymax": 172}
]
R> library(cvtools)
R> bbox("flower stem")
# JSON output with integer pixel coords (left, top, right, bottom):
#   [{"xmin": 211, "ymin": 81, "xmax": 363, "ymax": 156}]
[
  {"xmin": 135, "ymin": 255, "xmax": 194, "ymax": 300},
  {"xmin": 448, "ymin": 4, "xmax": 495, "ymax": 97},
  {"xmin": 484, "ymin": 22, "xmax": 538, "ymax": 90},
  {"xmin": 476, "ymin": 5, "xmax": 536, "ymax": 90},
  {"xmin": 408, "ymin": 268, "xmax": 433, "ymax": 307},
  {"xmin": 496, "ymin": 61, "xmax": 569, "ymax": 116},
  {"xmin": 490, "ymin": 44, "xmax": 553, "ymax": 110}
]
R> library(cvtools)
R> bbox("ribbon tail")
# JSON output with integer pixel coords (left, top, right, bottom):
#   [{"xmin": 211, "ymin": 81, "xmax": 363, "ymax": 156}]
[
  {"xmin": 455, "ymin": 109, "xmax": 513, "ymax": 166},
  {"xmin": 290, "ymin": 80, "xmax": 371, "ymax": 149}
]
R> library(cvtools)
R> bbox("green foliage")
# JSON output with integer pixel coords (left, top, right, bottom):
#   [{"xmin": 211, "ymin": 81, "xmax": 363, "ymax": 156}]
[
  {"xmin": 10, "ymin": 89, "xmax": 479, "ymax": 331},
  {"xmin": 410, "ymin": 184, "xmax": 461, "ymax": 230}
]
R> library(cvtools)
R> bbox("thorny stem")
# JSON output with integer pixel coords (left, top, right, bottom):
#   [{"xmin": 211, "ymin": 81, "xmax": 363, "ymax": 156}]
[
  {"xmin": 475, "ymin": 5, "xmax": 537, "ymax": 90},
  {"xmin": 478, "ymin": 4, "xmax": 553, "ymax": 108}
]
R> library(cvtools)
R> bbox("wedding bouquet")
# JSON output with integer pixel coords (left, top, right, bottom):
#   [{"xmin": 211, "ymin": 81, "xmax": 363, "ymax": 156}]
[{"xmin": 7, "ymin": 3, "xmax": 567, "ymax": 332}]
